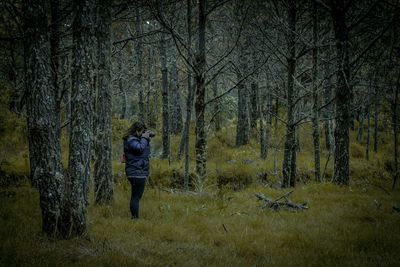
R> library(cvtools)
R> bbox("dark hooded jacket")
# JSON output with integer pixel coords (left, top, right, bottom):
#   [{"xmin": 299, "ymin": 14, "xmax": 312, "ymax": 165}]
[{"xmin": 123, "ymin": 136, "xmax": 150, "ymax": 179}]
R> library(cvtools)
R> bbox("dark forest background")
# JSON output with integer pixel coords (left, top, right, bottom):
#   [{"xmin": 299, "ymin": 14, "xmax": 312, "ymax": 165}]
[{"xmin": 0, "ymin": 0, "xmax": 400, "ymax": 265}]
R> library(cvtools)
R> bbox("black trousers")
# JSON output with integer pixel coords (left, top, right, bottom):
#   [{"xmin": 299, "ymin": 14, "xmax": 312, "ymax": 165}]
[{"xmin": 129, "ymin": 178, "xmax": 146, "ymax": 219}]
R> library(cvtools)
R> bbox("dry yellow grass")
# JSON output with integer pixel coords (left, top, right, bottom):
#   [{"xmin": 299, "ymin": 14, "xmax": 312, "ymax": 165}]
[
  {"xmin": 1, "ymin": 112, "xmax": 400, "ymax": 266},
  {"xmin": 1, "ymin": 176, "xmax": 400, "ymax": 266}
]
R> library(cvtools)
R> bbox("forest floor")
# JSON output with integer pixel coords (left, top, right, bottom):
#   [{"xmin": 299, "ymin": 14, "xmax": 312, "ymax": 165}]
[
  {"xmin": 1, "ymin": 116, "xmax": 400, "ymax": 266},
  {"xmin": 1, "ymin": 175, "xmax": 400, "ymax": 266}
]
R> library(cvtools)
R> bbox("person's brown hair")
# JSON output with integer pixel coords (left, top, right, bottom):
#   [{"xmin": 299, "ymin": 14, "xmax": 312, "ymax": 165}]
[{"xmin": 123, "ymin": 121, "xmax": 147, "ymax": 140}]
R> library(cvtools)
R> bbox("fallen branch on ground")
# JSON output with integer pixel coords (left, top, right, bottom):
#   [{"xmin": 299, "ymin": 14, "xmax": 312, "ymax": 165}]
[{"xmin": 255, "ymin": 191, "xmax": 308, "ymax": 211}]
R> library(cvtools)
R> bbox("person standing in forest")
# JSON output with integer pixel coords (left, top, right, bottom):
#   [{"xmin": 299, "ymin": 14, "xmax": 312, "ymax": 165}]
[{"xmin": 123, "ymin": 121, "xmax": 154, "ymax": 219}]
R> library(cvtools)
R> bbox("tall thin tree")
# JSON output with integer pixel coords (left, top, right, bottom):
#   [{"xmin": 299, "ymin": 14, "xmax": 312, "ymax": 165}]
[
  {"xmin": 282, "ymin": 0, "xmax": 297, "ymax": 188},
  {"xmin": 194, "ymin": 0, "xmax": 207, "ymax": 190},
  {"xmin": 160, "ymin": 30, "xmax": 170, "ymax": 159},
  {"xmin": 330, "ymin": 0, "xmax": 351, "ymax": 186},
  {"xmin": 94, "ymin": 0, "xmax": 113, "ymax": 204},
  {"xmin": 311, "ymin": 0, "xmax": 321, "ymax": 182}
]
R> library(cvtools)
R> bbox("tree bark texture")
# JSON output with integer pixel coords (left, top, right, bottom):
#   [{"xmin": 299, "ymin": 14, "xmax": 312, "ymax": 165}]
[
  {"xmin": 180, "ymin": 0, "xmax": 194, "ymax": 191},
  {"xmin": 194, "ymin": 0, "xmax": 207, "ymax": 190},
  {"xmin": 94, "ymin": 0, "xmax": 113, "ymax": 205},
  {"xmin": 118, "ymin": 59, "xmax": 128, "ymax": 120},
  {"xmin": 67, "ymin": 0, "xmax": 96, "ymax": 236},
  {"xmin": 259, "ymin": 84, "xmax": 270, "ymax": 159},
  {"xmin": 311, "ymin": 0, "xmax": 321, "ymax": 182},
  {"xmin": 250, "ymin": 43, "xmax": 259, "ymax": 130},
  {"xmin": 250, "ymin": 82, "xmax": 258, "ymax": 130},
  {"xmin": 330, "ymin": 0, "xmax": 351, "ymax": 186},
  {"xmin": 160, "ymin": 32, "xmax": 170, "ymax": 159},
  {"xmin": 135, "ymin": 8, "xmax": 145, "ymax": 122},
  {"xmin": 373, "ymin": 84, "xmax": 379, "ymax": 153},
  {"xmin": 357, "ymin": 112, "xmax": 364, "ymax": 143},
  {"xmin": 322, "ymin": 26, "xmax": 335, "ymax": 154},
  {"xmin": 366, "ymin": 102, "xmax": 371, "ymax": 160},
  {"xmin": 24, "ymin": 0, "xmax": 65, "ymax": 236},
  {"xmin": 170, "ymin": 59, "xmax": 183, "ymax": 134},
  {"xmin": 146, "ymin": 45, "xmax": 154, "ymax": 128},
  {"xmin": 212, "ymin": 79, "xmax": 221, "ymax": 132},
  {"xmin": 323, "ymin": 60, "xmax": 335, "ymax": 153},
  {"xmin": 282, "ymin": 0, "xmax": 297, "ymax": 188},
  {"xmin": 235, "ymin": 10, "xmax": 250, "ymax": 147},
  {"xmin": 50, "ymin": 0, "xmax": 61, "ymax": 116},
  {"xmin": 392, "ymin": 73, "xmax": 400, "ymax": 189}
]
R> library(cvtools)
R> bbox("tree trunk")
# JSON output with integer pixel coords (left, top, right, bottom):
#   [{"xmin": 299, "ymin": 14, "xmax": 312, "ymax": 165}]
[
  {"xmin": 50, "ymin": 0, "xmax": 61, "ymax": 117},
  {"xmin": 194, "ymin": 0, "xmax": 207, "ymax": 190},
  {"xmin": 118, "ymin": 59, "xmax": 127, "ymax": 119},
  {"xmin": 160, "ymin": 31, "xmax": 170, "ymax": 159},
  {"xmin": 260, "ymin": 84, "xmax": 270, "ymax": 159},
  {"xmin": 147, "ymin": 40, "xmax": 157, "ymax": 128},
  {"xmin": 24, "ymin": 0, "xmax": 65, "ymax": 236},
  {"xmin": 282, "ymin": 0, "xmax": 297, "ymax": 188},
  {"xmin": 235, "ymin": 29, "xmax": 250, "ymax": 146},
  {"xmin": 274, "ymin": 97, "xmax": 279, "ymax": 127},
  {"xmin": 93, "ymin": 0, "xmax": 113, "ymax": 205},
  {"xmin": 250, "ymin": 38, "xmax": 260, "ymax": 131},
  {"xmin": 236, "ymin": 74, "xmax": 250, "ymax": 146},
  {"xmin": 311, "ymin": 0, "xmax": 321, "ymax": 182},
  {"xmin": 179, "ymin": 0, "xmax": 194, "ymax": 191},
  {"xmin": 170, "ymin": 59, "xmax": 183, "ymax": 134},
  {"xmin": 67, "ymin": 0, "xmax": 96, "ymax": 237},
  {"xmin": 212, "ymin": 79, "xmax": 221, "ymax": 132},
  {"xmin": 135, "ymin": 8, "xmax": 145, "ymax": 122},
  {"xmin": 357, "ymin": 111, "xmax": 364, "ymax": 143},
  {"xmin": 250, "ymin": 82, "xmax": 258, "ymax": 130},
  {"xmin": 366, "ymin": 104, "xmax": 371, "ymax": 161},
  {"xmin": 323, "ymin": 58, "xmax": 334, "ymax": 153},
  {"xmin": 373, "ymin": 84, "xmax": 379, "ymax": 153},
  {"xmin": 295, "ymin": 99, "xmax": 302, "ymax": 153},
  {"xmin": 330, "ymin": 0, "xmax": 351, "ymax": 186},
  {"xmin": 392, "ymin": 83, "xmax": 399, "ymax": 189}
]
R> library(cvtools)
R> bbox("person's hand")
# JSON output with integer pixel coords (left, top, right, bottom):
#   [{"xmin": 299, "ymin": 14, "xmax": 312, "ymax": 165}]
[{"xmin": 142, "ymin": 130, "xmax": 150, "ymax": 139}]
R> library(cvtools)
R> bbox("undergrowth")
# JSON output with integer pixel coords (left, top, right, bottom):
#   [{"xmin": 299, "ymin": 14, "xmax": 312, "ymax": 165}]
[
  {"xmin": 1, "ymin": 98, "xmax": 400, "ymax": 266},
  {"xmin": 1, "ymin": 179, "xmax": 400, "ymax": 266}
]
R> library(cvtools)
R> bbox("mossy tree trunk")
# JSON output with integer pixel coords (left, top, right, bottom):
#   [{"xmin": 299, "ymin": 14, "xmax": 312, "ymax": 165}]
[
  {"xmin": 67, "ymin": 0, "xmax": 96, "ymax": 237},
  {"xmin": 24, "ymin": 0, "xmax": 65, "ymax": 236},
  {"xmin": 93, "ymin": 0, "xmax": 113, "ymax": 205}
]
